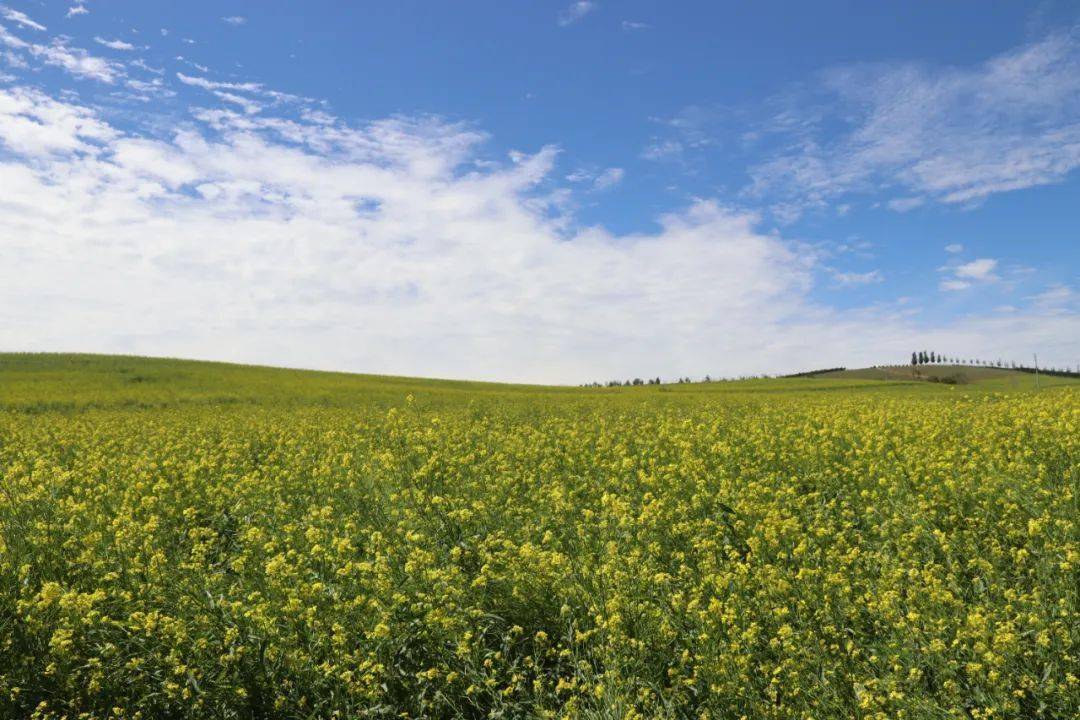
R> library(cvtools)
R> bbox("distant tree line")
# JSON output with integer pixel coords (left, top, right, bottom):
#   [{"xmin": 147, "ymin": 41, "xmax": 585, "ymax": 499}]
[
  {"xmin": 582, "ymin": 373, "xmax": 775, "ymax": 388},
  {"xmin": 907, "ymin": 351, "xmax": 1079, "ymax": 377},
  {"xmin": 580, "ymin": 355, "xmax": 1079, "ymax": 387},
  {"xmin": 780, "ymin": 367, "xmax": 846, "ymax": 378},
  {"xmin": 910, "ymin": 350, "xmax": 944, "ymax": 365},
  {"xmin": 581, "ymin": 377, "xmax": 664, "ymax": 388}
]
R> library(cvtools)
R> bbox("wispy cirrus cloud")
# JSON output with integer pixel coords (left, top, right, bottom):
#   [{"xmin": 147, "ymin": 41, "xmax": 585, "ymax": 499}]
[
  {"xmin": 886, "ymin": 196, "xmax": 924, "ymax": 212},
  {"xmin": 0, "ymin": 5, "xmax": 45, "ymax": 31},
  {"xmin": 746, "ymin": 29, "xmax": 1080, "ymax": 218},
  {"xmin": 175, "ymin": 56, "xmax": 209, "ymax": 72},
  {"xmin": 94, "ymin": 36, "xmax": 136, "ymax": 51},
  {"xmin": 176, "ymin": 71, "xmax": 308, "ymax": 110},
  {"xmin": 641, "ymin": 104, "xmax": 724, "ymax": 165},
  {"xmin": 568, "ymin": 166, "xmax": 624, "ymax": 191},
  {"xmin": 1027, "ymin": 284, "xmax": 1076, "ymax": 312},
  {"xmin": 1, "ymin": 22, "xmax": 123, "ymax": 82},
  {"xmin": 641, "ymin": 138, "xmax": 683, "ymax": 162},
  {"xmin": 830, "ymin": 269, "xmax": 883, "ymax": 287},
  {"xmin": 177, "ymin": 72, "xmax": 264, "ymax": 113},
  {"xmin": 66, "ymin": 4, "xmax": 89, "ymax": 18},
  {"xmin": 176, "ymin": 72, "xmax": 262, "ymax": 94},
  {"xmin": 222, "ymin": 16, "xmax": 246, "ymax": 26},
  {"xmin": 213, "ymin": 90, "xmax": 262, "ymax": 115},
  {"xmin": 558, "ymin": 1, "xmax": 596, "ymax": 27},
  {"xmin": 592, "ymin": 166, "xmax": 624, "ymax": 190},
  {"xmin": 132, "ymin": 58, "xmax": 163, "ymax": 75}
]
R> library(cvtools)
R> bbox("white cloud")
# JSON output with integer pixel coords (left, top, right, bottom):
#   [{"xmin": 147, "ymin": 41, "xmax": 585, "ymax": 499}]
[
  {"xmin": 94, "ymin": 36, "xmax": 136, "ymax": 51},
  {"xmin": 132, "ymin": 58, "xmax": 163, "ymax": 75},
  {"xmin": 175, "ymin": 56, "xmax": 209, "ymax": 73},
  {"xmin": 886, "ymin": 196, "xmax": 924, "ymax": 212},
  {"xmin": 0, "ymin": 26, "xmax": 123, "ymax": 82},
  {"xmin": 0, "ymin": 6, "xmax": 45, "ymax": 31},
  {"xmin": 622, "ymin": 20, "xmax": 649, "ymax": 31},
  {"xmin": 66, "ymin": 4, "xmax": 89, "ymax": 18},
  {"xmin": 176, "ymin": 71, "xmax": 306, "ymax": 110},
  {"xmin": 0, "ymin": 24, "xmax": 30, "ymax": 49},
  {"xmin": 748, "ymin": 31, "xmax": 1080, "ymax": 215},
  {"xmin": 0, "ymin": 86, "xmax": 116, "ymax": 155},
  {"xmin": 592, "ymin": 167, "xmax": 624, "ymax": 190},
  {"xmin": 955, "ymin": 258, "xmax": 998, "ymax": 280},
  {"xmin": 173, "ymin": 70, "xmax": 308, "ymax": 111},
  {"xmin": 222, "ymin": 16, "xmax": 246, "ymax": 26},
  {"xmin": 944, "ymin": 243, "xmax": 963, "ymax": 253},
  {"xmin": 212, "ymin": 90, "xmax": 262, "ymax": 115},
  {"xmin": 568, "ymin": 166, "xmax": 624, "ymax": 191},
  {"xmin": 3, "ymin": 48, "xmax": 28, "ymax": 68},
  {"xmin": 641, "ymin": 105, "xmax": 722, "ymax": 164},
  {"xmin": 1027, "ymin": 284, "xmax": 1074, "ymax": 310},
  {"xmin": 939, "ymin": 257, "xmax": 999, "ymax": 291},
  {"xmin": 830, "ymin": 269, "xmax": 883, "ymax": 286},
  {"xmin": 641, "ymin": 138, "xmax": 683, "ymax": 161},
  {"xmin": 177, "ymin": 71, "xmax": 262, "ymax": 93},
  {"xmin": 35, "ymin": 43, "xmax": 121, "ymax": 82},
  {"xmin": 558, "ymin": 1, "xmax": 596, "ymax": 27},
  {"xmin": 0, "ymin": 82, "xmax": 1076, "ymax": 380},
  {"xmin": 125, "ymin": 76, "xmax": 175, "ymax": 101},
  {"xmin": 940, "ymin": 280, "xmax": 972, "ymax": 292}
]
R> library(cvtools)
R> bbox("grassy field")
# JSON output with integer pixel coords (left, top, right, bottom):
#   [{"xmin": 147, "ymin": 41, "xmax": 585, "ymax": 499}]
[
  {"xmin": 1, "ymin": 354, "xmax": 1077, "ymax": 719},
  {"xmin": 813, "ymin": 365, "xmax": 1071, "ymax": 389}
]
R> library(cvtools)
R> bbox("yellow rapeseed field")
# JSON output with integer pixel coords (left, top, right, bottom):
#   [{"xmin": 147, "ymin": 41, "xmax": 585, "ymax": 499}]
[{"xmin": 0, "ymin": 355, "xmax": 1077, "ymax": 719}]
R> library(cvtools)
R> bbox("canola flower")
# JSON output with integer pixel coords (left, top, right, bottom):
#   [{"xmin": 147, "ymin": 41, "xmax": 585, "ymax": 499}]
[{"xmin": 0, "ymin": 359, "xmax": 1077, "ymax": 719}]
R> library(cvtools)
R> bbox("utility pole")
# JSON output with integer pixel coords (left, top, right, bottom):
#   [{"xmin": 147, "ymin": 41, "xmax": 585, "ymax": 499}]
[{"xmin": 1033, "ymin": 353, "xmax": 1040, "ymax": 391}]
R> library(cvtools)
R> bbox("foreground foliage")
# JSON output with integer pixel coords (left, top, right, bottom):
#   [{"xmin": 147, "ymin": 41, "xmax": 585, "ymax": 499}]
[{"xmin": 0, "ymin": 356, "xmax": 1077, "ymax": 719}]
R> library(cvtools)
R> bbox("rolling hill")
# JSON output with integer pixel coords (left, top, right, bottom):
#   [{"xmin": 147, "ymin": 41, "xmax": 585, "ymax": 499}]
[{"xmin": 1, "ymin": 354, "xmax": 1075, "ymax": 414}]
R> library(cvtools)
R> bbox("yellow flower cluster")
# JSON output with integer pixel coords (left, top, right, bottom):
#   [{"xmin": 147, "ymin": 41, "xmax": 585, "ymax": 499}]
[{"xmin": 0, "ymin": 373, "xmax": 1077, "ymax": 718}]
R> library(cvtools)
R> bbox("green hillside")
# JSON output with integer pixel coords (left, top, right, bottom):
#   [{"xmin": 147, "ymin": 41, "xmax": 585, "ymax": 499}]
[
  {"xmin": 2, "ymin": 354, "xmax": 1073, "ymax": 414},
  {"xmin": 807, "ymin": 364, "xmax": 1076, "ymax": 390},
  {"xmin": 0, "ymin": 353, "xmax": 573, "ymax": 413}
]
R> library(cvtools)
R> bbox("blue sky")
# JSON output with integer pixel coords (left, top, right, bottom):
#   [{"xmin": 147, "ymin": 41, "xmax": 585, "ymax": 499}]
[{"xmin": 0, "ymin": 1, "xmax": 1077, "ymax": 381}]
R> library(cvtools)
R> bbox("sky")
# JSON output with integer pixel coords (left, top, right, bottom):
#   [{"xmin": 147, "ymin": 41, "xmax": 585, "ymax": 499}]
[{"xmin": 0, "ymin": 1, "xmax": 1078, "ymax": 383}]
